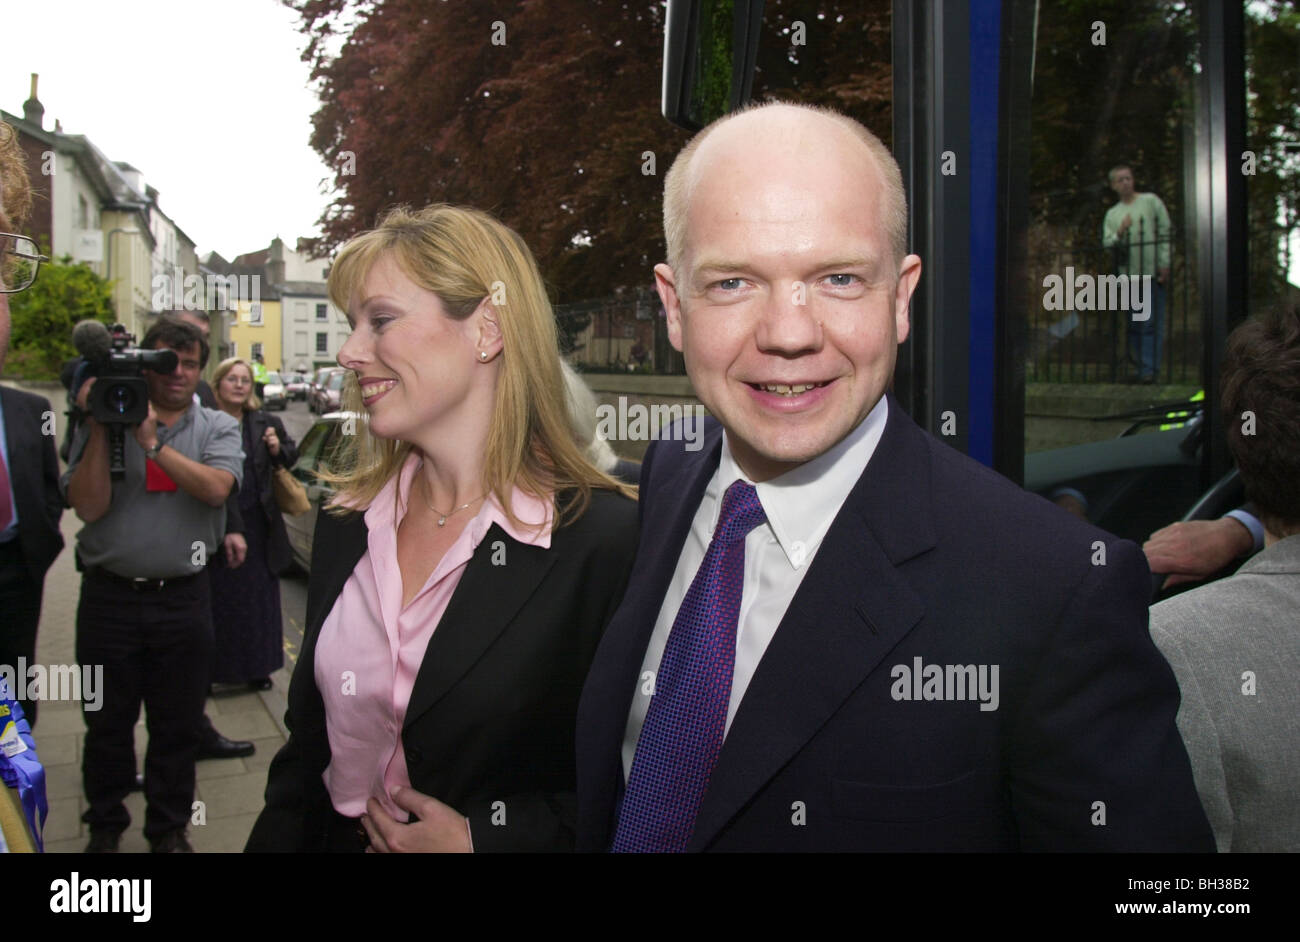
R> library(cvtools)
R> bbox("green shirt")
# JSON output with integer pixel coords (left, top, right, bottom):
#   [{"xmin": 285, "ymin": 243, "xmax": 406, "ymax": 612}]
[{"xmin": 1103, "ymin": 192, "xmax": 1172, "ymax": 275}]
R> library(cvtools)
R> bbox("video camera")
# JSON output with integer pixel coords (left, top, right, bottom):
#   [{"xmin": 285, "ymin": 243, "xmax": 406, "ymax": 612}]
[{"xmin": 68, "ymin": 321, "xmax": 178, "ymax": 479}]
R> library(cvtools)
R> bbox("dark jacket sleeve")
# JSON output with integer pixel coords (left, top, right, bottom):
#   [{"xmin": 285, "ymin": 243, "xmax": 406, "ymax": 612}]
[
  {"xmin": 268, "ymin": 414, "xmax": 299, "ymax": 469},
  {"xmin": 245, "ymin": 513, "xmax": 345, "ymax": 852},
  {"xmin": 225, "ymin": 493, "xmax": 244, "ymax": 535},
  {"xmin": 1009, "ymin": 538, "xmax": 1216, "ymax": 851},
  {"xmin": 243, "ymin": 691, "xmax": 334, "ymax": 852}
]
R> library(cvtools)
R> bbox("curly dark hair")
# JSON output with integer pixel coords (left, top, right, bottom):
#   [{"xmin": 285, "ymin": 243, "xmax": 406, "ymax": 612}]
[
  {"xmin": 0, "ymin": 121, "xmax": 31, "ymax": 230},
  {"xmin": 1222, "ymin": 299, "xmax": 1300, "ymax": 536}
]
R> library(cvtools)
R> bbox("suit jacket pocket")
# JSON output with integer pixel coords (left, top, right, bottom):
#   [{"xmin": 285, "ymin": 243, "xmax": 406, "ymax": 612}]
[{"xmin": 832, "ymin": 768, "xmax": 978, "ymax": 823}]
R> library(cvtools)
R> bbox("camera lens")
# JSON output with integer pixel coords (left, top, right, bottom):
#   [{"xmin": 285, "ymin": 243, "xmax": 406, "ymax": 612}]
[{"xmin": 108, "ymin": 384, "xmax": 135, "ymax": 415}]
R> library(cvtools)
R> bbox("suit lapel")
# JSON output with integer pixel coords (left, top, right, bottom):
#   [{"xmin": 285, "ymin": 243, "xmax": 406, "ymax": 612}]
[
  {"xmin": 689, "ymin": 398, "xmax": 937, "ymax": 849},
  {"xmin": 402, "ymin": 524, "xmax": 558, "ymax": 729}
]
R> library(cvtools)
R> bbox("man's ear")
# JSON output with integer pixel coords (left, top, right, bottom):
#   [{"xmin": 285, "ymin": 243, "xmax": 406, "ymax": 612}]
[
  {"xmin": 654, "ymin": 263, "xmax": 685, "ymax": 353},
  {"xmin": 894, "ymin": 254, "xmax": 922, "ymax": 345},
  {"xmin": 475, "ymin": 298, "xmax": 503, "ymax": 359}
]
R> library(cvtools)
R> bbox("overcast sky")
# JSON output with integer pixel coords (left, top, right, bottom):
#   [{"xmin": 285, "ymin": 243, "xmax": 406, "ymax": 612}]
[{"xmin": 1, "ymin": 0, "xmax": 334, "ymax": 260}]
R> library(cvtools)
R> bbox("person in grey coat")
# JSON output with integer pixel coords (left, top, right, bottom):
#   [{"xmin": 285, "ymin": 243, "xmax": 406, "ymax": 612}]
[{"xmin": 1150, "ymin": 301, "xmax": 1300, "ymax": 852}]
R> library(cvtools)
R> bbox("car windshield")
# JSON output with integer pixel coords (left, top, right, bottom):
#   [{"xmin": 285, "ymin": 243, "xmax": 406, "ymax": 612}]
[
  {"xmin": 328, "ymin": 373, "xmax": 345, "ymax": 390},
  {"xmin": 266, "ymin": 373, "xmax": 282, "ymax": 384}
]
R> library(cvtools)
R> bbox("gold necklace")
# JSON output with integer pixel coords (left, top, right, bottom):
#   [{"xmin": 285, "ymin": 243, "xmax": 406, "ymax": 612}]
[{"xmin": 419, "ymin": 474, "xmax": 484, "ymax": 527}]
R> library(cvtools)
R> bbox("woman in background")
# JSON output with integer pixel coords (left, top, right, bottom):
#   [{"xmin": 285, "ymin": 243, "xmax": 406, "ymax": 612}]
[{"xmin": 210, "ymin": 357, "xmax": 299, "ymax": 690}]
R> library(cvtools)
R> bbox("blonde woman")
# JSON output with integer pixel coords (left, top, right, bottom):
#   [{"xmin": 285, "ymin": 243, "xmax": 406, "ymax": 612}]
[
  {"xmin": 209, "ymin": 357, "xmax": 298, "ymax": 690},
  {"xmin": 246, "ymin": 205, "xmax": 637, "ymax": 853}
]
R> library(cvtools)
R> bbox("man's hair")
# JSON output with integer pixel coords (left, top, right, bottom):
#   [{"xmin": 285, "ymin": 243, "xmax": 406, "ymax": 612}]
[
  {"xmin": 165, "ymin": 308, "xmax": 210, "ymax": 326},
  {"xmin": 141, "ymin": 314, "xmax": 209, "ymax": 368},
  {"xmin": 0, "ymin": 121, "xmax": 31, "ymax": 232},
  {"xmin": 661, "ymin": 100, "xmax": 908, "ymax": 279},
  {"xmin": 1221, "ymin": 300, "xmax": 1300, "ymax": 536},
  {"xmin": 1108, "ymin": 163, "xmax": 1134, "ymax": 182}
]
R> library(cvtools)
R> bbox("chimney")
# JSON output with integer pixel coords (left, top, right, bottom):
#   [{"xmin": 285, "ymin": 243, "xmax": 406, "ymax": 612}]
[
  {"xmin": 22, "ymin": 73, "xmax": 44, "ymax": 130},
  {"xmin": 267, "ymin": 237, "xmax": 286, "ymax": 285}
]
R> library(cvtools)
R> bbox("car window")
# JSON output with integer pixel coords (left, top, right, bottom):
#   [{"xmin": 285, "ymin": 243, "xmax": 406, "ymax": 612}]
[
  {"xmin": 293, "ymin": 421, "xmax": 335, "ymax": 479},
  {"xmin": 319, "ymin": 424, "xmax": 347, "ymax": 477},
  {"xmin": 266, "ymin": 372, "xmax": 282, "ymax": 384},
  {"xmin": 328, "ymin": 372, "xmax": 345, "ymax": 390}
]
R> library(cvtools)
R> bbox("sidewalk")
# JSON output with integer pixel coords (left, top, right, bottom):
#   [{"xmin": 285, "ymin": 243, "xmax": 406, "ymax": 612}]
[{"xmin": 32, "ymin": 511, "xmax": 292, "ymax": 854}]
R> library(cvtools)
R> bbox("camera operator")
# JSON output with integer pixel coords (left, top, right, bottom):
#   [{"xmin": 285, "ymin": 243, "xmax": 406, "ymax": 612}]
[{"xmin": 62, "ymin": 315, "xmax": 243, "ymax": 854}]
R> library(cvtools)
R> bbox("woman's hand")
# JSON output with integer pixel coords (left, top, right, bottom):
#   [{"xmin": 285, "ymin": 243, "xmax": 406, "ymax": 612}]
[
  {"xmin": 223, "ymin": 532, "xmax": 248, "ymax": 568},
  {"xmin": 263, "ymin": 426, "xmax": 280, "ymax": 457},
  {"xmin": 361, "ymin": 787, "xmax": 472, "ymax": 853}
]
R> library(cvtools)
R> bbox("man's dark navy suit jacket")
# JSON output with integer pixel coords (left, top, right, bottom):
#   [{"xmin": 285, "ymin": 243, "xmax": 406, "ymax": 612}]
[{"xmin": 575, "ymin": 395, "xmax": 1214, "ymax": 851}]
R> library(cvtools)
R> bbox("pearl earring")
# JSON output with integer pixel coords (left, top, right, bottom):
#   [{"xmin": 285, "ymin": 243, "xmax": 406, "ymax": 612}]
[{"xmin": 479, "ymin": 351, "xmax": 489, "ymax": 361}]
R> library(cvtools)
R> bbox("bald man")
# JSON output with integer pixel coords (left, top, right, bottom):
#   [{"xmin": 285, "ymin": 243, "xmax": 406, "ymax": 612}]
[{"xmin": 575, "ymin": 102, "xmax": 1213, "ymax": 852}]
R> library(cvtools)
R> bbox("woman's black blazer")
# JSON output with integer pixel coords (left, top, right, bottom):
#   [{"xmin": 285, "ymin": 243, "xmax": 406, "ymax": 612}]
[
  {"xmin": 245, "ymin": 487, "xmax": 638, "ymax": 852},
  {"xmin": 225, "ymin": 409, "xmax": 300, "ymax": 575}
]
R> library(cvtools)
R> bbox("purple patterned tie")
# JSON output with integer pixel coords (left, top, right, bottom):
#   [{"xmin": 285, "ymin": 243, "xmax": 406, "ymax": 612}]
[{"xmin": 612, "ymin": 479, "xmax": 767, "ymax": 852}]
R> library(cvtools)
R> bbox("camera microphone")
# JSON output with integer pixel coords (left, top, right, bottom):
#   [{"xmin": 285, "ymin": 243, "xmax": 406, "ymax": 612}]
[{"xmin": 72, "ymin": 320, "xmax": 112, "ymax": 361}]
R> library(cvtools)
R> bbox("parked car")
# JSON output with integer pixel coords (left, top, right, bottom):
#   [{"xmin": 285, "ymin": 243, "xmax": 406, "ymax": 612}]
[
  {"xmin": 261, "ymin": 372, "xmax": 287, "ymax": 410},
  {"xmin": 284, "ymin": 372, "xmax": 311, "ymax": 401},
  {"xmin": 283, "ymin": 413, "xmax": 349, "ymax": 571},
  {"xmin": 310, "ymin": 368, "xmax": 347, "ymax": 415},
  {"xmin": 1023, "ymin": 396, "xmax": 1246, "ymax": 602},
  {"xmin": 308, "ymin": 366, "xmax": 335, "ymax": 413}
]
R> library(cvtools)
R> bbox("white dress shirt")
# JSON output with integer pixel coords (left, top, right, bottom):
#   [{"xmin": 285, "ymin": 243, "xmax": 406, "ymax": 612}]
[{"xmin": 621, "ymin": 395, "xmax": 889, "ymax": 780}]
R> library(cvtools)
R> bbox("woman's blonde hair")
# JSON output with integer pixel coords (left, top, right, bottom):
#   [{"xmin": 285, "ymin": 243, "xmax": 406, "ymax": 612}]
[
  {"xmin": 321, "ymin": 204, "xmax": 634, "ymax": 529},
  {"xmin": 212, "ymin": 357, "xmax": 261, "ymax": 411}
]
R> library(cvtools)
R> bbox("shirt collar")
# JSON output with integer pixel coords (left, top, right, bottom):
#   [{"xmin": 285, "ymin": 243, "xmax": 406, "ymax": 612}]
[
  {"xmin": 366, "ymin": 450, "xmax": 553, "ymax": 550},
  {"xmin": 713, "ymin": 394, "xmax": 889, "ymax": 570},
  {"xmin": 157, "ymin": 401, "xmax": 197, "ymax": 437}
]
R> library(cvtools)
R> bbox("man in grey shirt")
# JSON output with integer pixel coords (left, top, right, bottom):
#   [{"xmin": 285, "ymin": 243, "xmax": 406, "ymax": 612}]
[{"xmin": 63, "ymin": 316, "xmax": 243, "ymax": 853}]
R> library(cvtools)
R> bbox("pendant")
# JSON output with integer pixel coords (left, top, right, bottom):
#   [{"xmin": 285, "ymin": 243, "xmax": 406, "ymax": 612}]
[{"xmin": 437, "ymin": 516, "xmax": 447, "ymax": 527}]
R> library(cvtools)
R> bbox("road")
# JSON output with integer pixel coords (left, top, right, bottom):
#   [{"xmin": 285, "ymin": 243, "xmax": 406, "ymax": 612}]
[{"xmin": 272, "ymin": 397, "xmax": 315, "ymax": 675}]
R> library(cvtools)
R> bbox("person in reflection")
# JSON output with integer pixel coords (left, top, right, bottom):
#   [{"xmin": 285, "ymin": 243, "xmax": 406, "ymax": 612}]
[
  {"xmin": 1102, "ymin": 164, "xmax": 1172, "ymax": 384},
  {"xmin": 246, "ymin": 204, "xmax": 637, "ymax": 852}
]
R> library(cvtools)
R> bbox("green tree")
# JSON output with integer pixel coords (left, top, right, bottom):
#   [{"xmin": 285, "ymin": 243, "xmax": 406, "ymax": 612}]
[{"xmin": 5, "ymin": 258, "xmax": 114, "ymax": 380}]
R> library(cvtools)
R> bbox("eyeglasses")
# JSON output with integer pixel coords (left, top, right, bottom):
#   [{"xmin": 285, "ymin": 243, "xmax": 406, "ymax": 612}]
[{"xmin": 0, "ymin": 234, "xmax": 49, "ymax": 294}]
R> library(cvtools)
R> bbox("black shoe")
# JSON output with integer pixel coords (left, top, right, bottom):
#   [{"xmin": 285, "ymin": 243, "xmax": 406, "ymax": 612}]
[
  {"xmin": 248, "ymin": 678, "xmax": 273, "ymax": 691},
  {"xmin": 130, "ymin": 772, "xmax": 144, "ymax": 792},
  {"xmin": 150, "ymin": 830, "xmax": 194, "ymax": 853},
  {"xmin": 197, "ymin": 733, "xmax": 255, "ymax": 760},
  {"xmin": 85, "ymin": 831, "xmax": 121, "ymax": 853}
]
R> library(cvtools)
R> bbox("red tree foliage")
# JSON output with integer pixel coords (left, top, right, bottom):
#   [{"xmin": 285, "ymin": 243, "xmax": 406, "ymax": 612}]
[{"xmin": 292, "ymin": 0, "xmax": 892, "ymax": 301}]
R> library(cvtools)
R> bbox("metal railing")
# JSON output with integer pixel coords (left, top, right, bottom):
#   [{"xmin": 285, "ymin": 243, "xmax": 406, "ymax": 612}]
[{"xmin": 1025, "ymin": 227, "xmax": 1199, "ymax": 385}]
